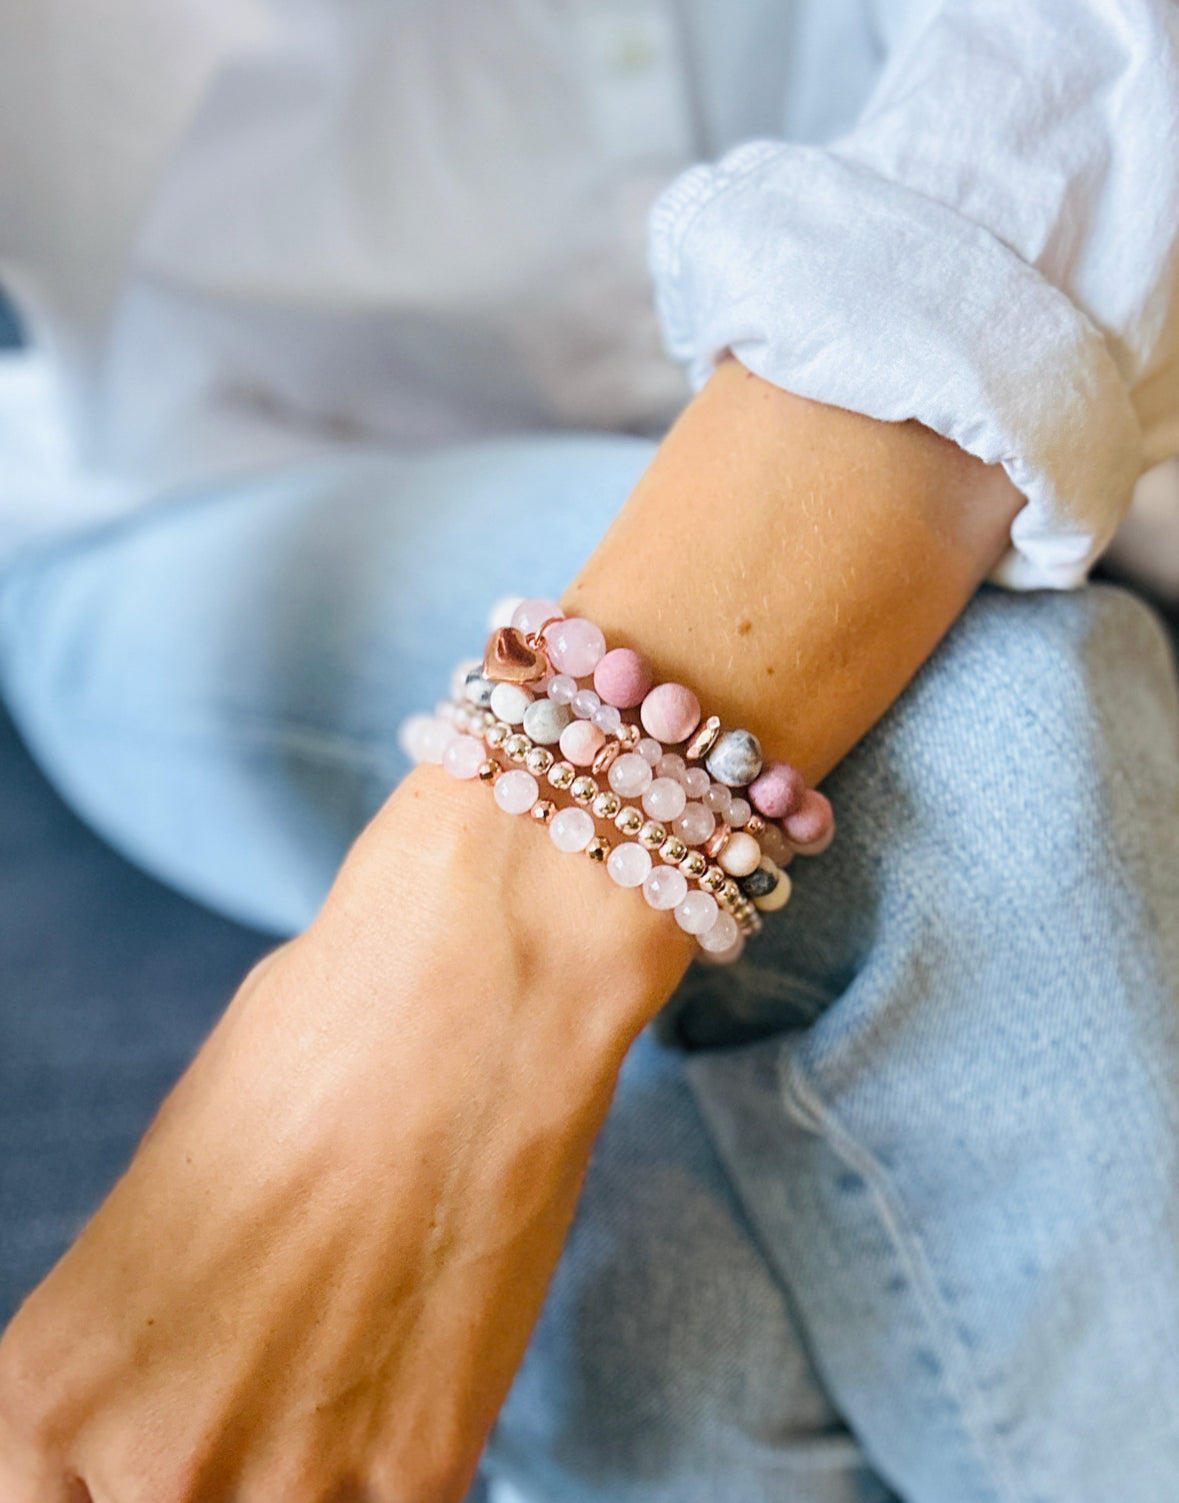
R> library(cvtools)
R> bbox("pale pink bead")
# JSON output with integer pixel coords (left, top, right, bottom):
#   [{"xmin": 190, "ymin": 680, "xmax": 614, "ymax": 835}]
[
  {"xmin": 697, "ymin": 929, "xmax": 745, "ymax": 966},
  {"xmin": 674, "ymin": 890, "xmax": 719, "ymax": 935},
  {"xmin": 608, "ymin": 752, "xmax": 653, "ymax": 799},
  {"xmin": 511, "ymin": 598, "xmax": 564, "ymax": 636},
  {"xmin": 544, "ymin": 617, "xmax": 607, "ymax": 678},
  {"xmin": 791, "ymin": 825, "xmax": 836, "ymax": 857},
  {"xmin": 655, "ymin": 753, "xmax": 687, "ymax": 783},
  {"xmin": 673, "ymin": 802, "xmax": 716, "ymax": 846},
  {"xmin": 607, "ymin": 842, "xmax": 653, "ymax": 888},
  {"xmin": 783, "ymin": 789, "xmax": 834, "ymax": 847},
  {"xmin": 748, "ymin": 760, "xmax": 806, "ymax": 819},
  {"xmin": 728, "ymin": 798, "xmax": 751, "ymax": 829},
  {"xmin": 696, "ymin": 910, "xmax": 740, "ymax": 953},
  {"xmin": 637, "ymin": 737, "xmax": 664, "ymax": 766},
  {"xmin": 547, "ymin": 673, "xmax": 578, "ymax": 704},
  {"xmin": 572, "ymin": 689, "xmax": 601, "ymax": 719},
  {"xmin": 549, "ymin": 806, "xmax": 595, "ymax": 853},
  {"xmin": 559, "ymin": 719, "xmax": 606, "ymax": 766},
  {"xmin": 443, "ymin": 735, "xmax": 486, "ymax": 780},
  {"xmin": 640, "ymin": 682, "xmax": 701, "ymax": 745},
  {"xmin": 593, "ymin": 704, "xmax": 622, "ymax": 735},
  {"xmin": 643, "ymin": 865, "xmax": 688, "ymax": 910},
  {"xmin": 410, "ymin": 717, "xmax": 457, "ymax": 765},
  {"xmin": 493, "ymin": 768, "xmax": 539, "ymax": 815},
  {"xmin": 593, "ymin": 647, "xmax": 653, "ymax": 709},
  {"xmin": 642, "ymin": 777, "xmax": 687, "ymax": 822},
  {"xmin": 704, "ymin": 782, "xmax": 732, "ymax": 816},
  {"xmin": 718, "ymin": 830, "xmax": 762, "ymax": 877},
  {"xmin": 398, "ymin": 713, "xmax": 437, "ymax": 762},
  {"xmin": 683, "ymin": 767, "xmax": 711, "ymax": 799}
]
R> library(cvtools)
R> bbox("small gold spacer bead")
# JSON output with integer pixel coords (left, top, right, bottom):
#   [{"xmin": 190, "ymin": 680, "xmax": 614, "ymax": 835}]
[
  {"xmin": 477, "ymin": 760, "xmax": 500, "ymax": 785},
  {"xmin": 547, "ymin": 760, "xmax": 576, "ymax": 790},
  {"xmin": 615, "ymin": 806, "xmax": 644, "ymax": 836},
  {"xmin": 525, "ymin": 746, "xmax": 555, "ymax": 776},
  {"xmin": 700, "ymin": 864, "xmax": 726, "ymax": 894},
  {"xmin": 592, "ymin": 790, "xmax": 622, "ymax": 820},
  {"xmin": 505, "ymin": 733, "xmax": 531, "ymax": 762},
  {"xmin": 570, "ymin": 775, "xmax": 599, "ymax": 805},
  {"xmin": 638, "ymin": 820, "xmax": 667, "ymax": 851},
  {"xmin": 585, "ymin": 836, "xmax": 610, "ymax": 862},
  {"xmin": 659, "ymin": 836, "xmax": 688, "ymax": 865},
  {"xmin": 745, "ymin": 813, "xmax": 766, "ymax": 836},
  {"xmin": 486, "ymin": 721, "xmax": 511, "ymax": 750},
  {"xmin": 680, "ymin": 849, "xmax": 708, "ymax": 880},
  {"xmin": 531, "ymin": 799, "xmax": 556, "ymax": 826},
  {"xmin": 721, "ymin": 878, "xmax": 742, "ymax": 905}
]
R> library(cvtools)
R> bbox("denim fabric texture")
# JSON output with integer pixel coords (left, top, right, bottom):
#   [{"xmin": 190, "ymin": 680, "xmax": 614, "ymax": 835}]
[{"xmin": 2, "ymin": 439, "xmax": 1178, "ymax": 1500}]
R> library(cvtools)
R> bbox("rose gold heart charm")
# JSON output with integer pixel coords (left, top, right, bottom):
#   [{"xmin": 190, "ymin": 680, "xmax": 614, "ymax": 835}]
[{"xmin": 483, "ymin": 626, "xmax": 549, "ymax": 684}]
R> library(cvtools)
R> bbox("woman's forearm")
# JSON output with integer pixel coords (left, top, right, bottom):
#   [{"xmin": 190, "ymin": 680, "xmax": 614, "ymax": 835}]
[{"xmin": 563, "ymin": 356, "xmax": 1024, "ymax": 785}]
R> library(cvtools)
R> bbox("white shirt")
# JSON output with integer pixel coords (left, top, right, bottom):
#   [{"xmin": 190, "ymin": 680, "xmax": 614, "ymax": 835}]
[{"xmin": 1, "ymin": 0, "xmax": 1177, "ymax": 590}]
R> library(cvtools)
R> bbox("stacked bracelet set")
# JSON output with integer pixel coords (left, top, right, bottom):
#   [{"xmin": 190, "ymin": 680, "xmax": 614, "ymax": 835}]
[{"xmin": 399, "ymin": 597, "xmax": 834, "ymax": 965}]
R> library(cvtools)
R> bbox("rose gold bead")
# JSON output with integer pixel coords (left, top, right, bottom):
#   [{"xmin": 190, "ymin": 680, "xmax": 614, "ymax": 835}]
[
  {"xmin": 547, "ymin": 761, "xmax": 576, "ymax": 790},
  {"xmin": 591, "ymin": 739, "xmax": 622, "ymax": 777},
  {"xmin": 592, "ymin": 790, "xmax": 622, "ymax": 820},
  {"xmin": 571, "ymin": 775, "xmax": 599, "ymax": 805},
  {"xmin": 505, "ymin": 733, "xmax": 530, "ymax": 762},
  {"xmin": 585, "ymin": 836, "xmax": 610, "ymax": 862},
  {"xmin": 525, "ymin": 746, "xmax": 555, "ymax": 776},
  {"xmin": 703, "ymin": 823, "xmax": 731, "ymax": 859},
  {"xmin": 486, "ymin": 721, "xmax": 511, "ymax": 750},
  {"xmin": 700, "ymin": 864, "xmax": 726, "ymax": 894},
  {"xmin": 618, "ymin": 722, "xmax": 642, "ymax": 750},
  {"xmin": 721, "ymin": 879, "xmax": 742, "ymax": 905},
  {"xmin": 745, "ymin": 813, "xmax": 766, "ymax": 836},
  {"xmin": 680, "ymin": 849, "xmax": 708, "ymax": 880},
  {"xmin": 477, "ymin": 760, "xmax": 500, "ymax": 784},
  {"xmin": 639, "ymin": 820, "xmax": 667, "ymax": 851},
  {"xmin": 615, "ymin": 806, "xmax": 644, "ymax": 836},
  {"xmin": 659, "ymin": 836, "xmax": 688, "ymax": 865},
  {"xmin": 684, "ymin": 715, "xmax": 721, "ymax": 762},
  {"xmin": 531, "ymin": 799, "xmax": 556, "ymax": 825}
]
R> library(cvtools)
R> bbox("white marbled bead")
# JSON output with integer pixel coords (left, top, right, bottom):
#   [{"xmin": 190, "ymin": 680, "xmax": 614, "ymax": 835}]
[
  {"xmin": 489, "ymin": 682, "xmax": 534, "ymax": 726},
  {"xmin": 522, "ymin": 698, "xmax": 572, "ymax": 745}
]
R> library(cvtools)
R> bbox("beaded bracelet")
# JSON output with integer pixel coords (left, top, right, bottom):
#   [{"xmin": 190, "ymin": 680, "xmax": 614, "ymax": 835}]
[{"xmin": 400, "ymin": 596, "xmax": 834, "ymax": 964}]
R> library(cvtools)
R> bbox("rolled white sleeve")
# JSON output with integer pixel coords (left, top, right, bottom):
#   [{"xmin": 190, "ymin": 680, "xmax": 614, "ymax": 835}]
[{"xmin": 649, "ymin": 0, "xmax": 1179, "ymax": 590}]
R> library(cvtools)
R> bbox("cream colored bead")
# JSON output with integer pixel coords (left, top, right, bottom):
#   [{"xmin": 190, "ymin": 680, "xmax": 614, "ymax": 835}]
[
  {"xmin": 718, "ymin": 830, "xmax": 762, "ymax": 878},
  {"xmin": 753, "ymin": 865, "xmax": 792, "ymax": 912}
]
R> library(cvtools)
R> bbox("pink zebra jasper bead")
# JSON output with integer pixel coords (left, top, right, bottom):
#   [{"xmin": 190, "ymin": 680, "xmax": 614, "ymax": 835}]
[
  {"xmin": 748, "ymin": 760, "xmax": 806, "ymax": 819},
  {"xmin": 559, "ymin": 718, "xmax": 606, "ymax": 767},
  {"xmin": 593, "ymin": 647, "xmax": 654, "ymax": 709},
  {"xmin": 783, "ymin": 789, "xmax": 834, "ymax": 847},
  {"xmin": 544, "ymin": 617, "xmax": 607, "ymax": 678},
  {"xmin": 640, "ymin": 682, "xmax": 701, "ymax": 745}
]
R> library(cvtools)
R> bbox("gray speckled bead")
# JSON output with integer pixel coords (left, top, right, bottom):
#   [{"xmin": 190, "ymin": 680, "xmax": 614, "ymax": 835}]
[
  {"xmin": 523, "ymin": 697, "xmax": 573, "ymax": 746},
  {"xmin": 739, "ymin": 862, "xmax": 779, "ymax": 900},
  {"xmin": 464, "ymin": 668, "xmax": 495, "ymax": 708},
  {"xmin": 705, "ymin": 728, "xmax": 763, "ymax": 788}
]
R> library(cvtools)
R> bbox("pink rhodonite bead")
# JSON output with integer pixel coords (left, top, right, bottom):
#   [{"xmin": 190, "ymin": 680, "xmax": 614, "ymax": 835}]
[
  {"xmin": 783, "ymin": 789, "xmax": 834, "ymax": 846},
  {"xmin": 748, "ymin": 760, "xmax": 806, "ymax": 819},
  {"xmin": 544, "ymin": 617, "xmax": 607, "ymax": 678},
  {"xmin": 593, "ymin": 647, "xmax": 653, "ymax": 709},
  {"xmin": 559, "ymin": 719, "xmax": 606, "ymax": 766},
  {"xmin": 511, "ymin": 598, "xmax": 564, "ymax": 636},
  {"xmin": 640, "ymin": 682, "xmax": 701, "ymax": 745}
]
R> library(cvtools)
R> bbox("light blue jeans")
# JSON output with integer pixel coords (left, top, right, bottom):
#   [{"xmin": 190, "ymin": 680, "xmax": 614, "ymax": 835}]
[{"xmin": 2, "ymin": 437, "xmax": 1179, "ymax": 1502}]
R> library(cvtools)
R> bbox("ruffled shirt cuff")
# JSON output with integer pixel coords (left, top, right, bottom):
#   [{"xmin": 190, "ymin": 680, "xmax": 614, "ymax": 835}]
[{"xmin": 648, "ymin": 142, "xmax": 1143, "ymax": 591}]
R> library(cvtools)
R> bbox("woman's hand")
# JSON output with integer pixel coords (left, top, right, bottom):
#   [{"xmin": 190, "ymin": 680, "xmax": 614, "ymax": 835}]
[{"xmin": 0, "ymin": 766, "xmax": 690, "ymax": 1502}]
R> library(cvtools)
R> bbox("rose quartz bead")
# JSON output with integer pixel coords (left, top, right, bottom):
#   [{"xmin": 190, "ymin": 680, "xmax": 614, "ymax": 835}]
[
  {"xmin": 443, "ymin": 735, "xmax": 486, "ymax": 780},
  {"xmin": 683, "ymin": 767, "xmax": 711, "ymax": 799},
  {"xmin": 642, "ymin": 865, "xmax": 688, "ymax": 910},
  {"xmin": 637, "ymin": 738, "xmax": 664, "ymax": 766},
  {"xmin": 697, "ymin": 929, "xmax": 745, "ymax": 966},
  {"xmin": 655, "ymin": 753, "xmax": 687, "ymax": 783},
  {"xmin": 608, "ymin": 752, "xmax": 654, "ymax": 799},
  {"xmin": 696, "ymin": 910, "xmax": 740, "ymax": 953},
  {"xmin": 673, "ymin": 802, "xmax": 716, "ymax": 846},
  {"xmin": 547, "ymin": 673, "xmax": 578, "ymax": 704},
  {"xmin": 728, "ymin": 798, "xmax": 751, "ymax": 829},
  {"xmin": 607, "ymin": 842, "xmax": 652, "ymax": 888},
  {"xmin": 717, "ymin": 830, "xmax": 763, "ymax": 877},
  {"xmin": 511, "ymin": 598, "xmax": 564, "ymax": 636},
  {"xmin": 642, "ymin": 777, "xmax": 687, "ymax": 822},
  {"xmin": 559, "ymin": 719, "xmax": 606, "ymax": 767},
  {"xmin": 494, "ymin": 768, "xmax": 539, "ymax": 815},
  {"xmin": 593, "ymin": 704, "xmax": 622, "ymax": 735},
  {"xmin": 674, "ymin": 890, "xmax": 719, "ymax": 935},
  {"xmin": 704, "ymin": 782, "xmax": 732, "ymax": 816},
  {"xmin": 748, "ymin": 760, "xmax": 806, "ymax": 819},
  {"xmin": 593, "ymin": 647, "xmax": 653, "ymax": 709},
  {"xmin": 640, "ymin": 683, "xmax": 701, "ymax": 745},
  {"xmin": 544, "ymin": 617, "xmax": 607, "ymax": 678},
  {"xmin": 783, "ymin": 789, "xmax": 834, "ymax": 847},
  {"xmin": 572, "ymin": 689, "xmax": 601, "ymax": 719},
  {"xmin": 549, "ymin": 805, "xmax": 595, "ymax": 853}
]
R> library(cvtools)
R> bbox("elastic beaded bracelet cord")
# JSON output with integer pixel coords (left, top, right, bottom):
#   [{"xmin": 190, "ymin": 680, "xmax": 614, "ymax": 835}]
[{"xmin": 400, "ymin": 595, "xmax": 835, "ymax": 965}]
